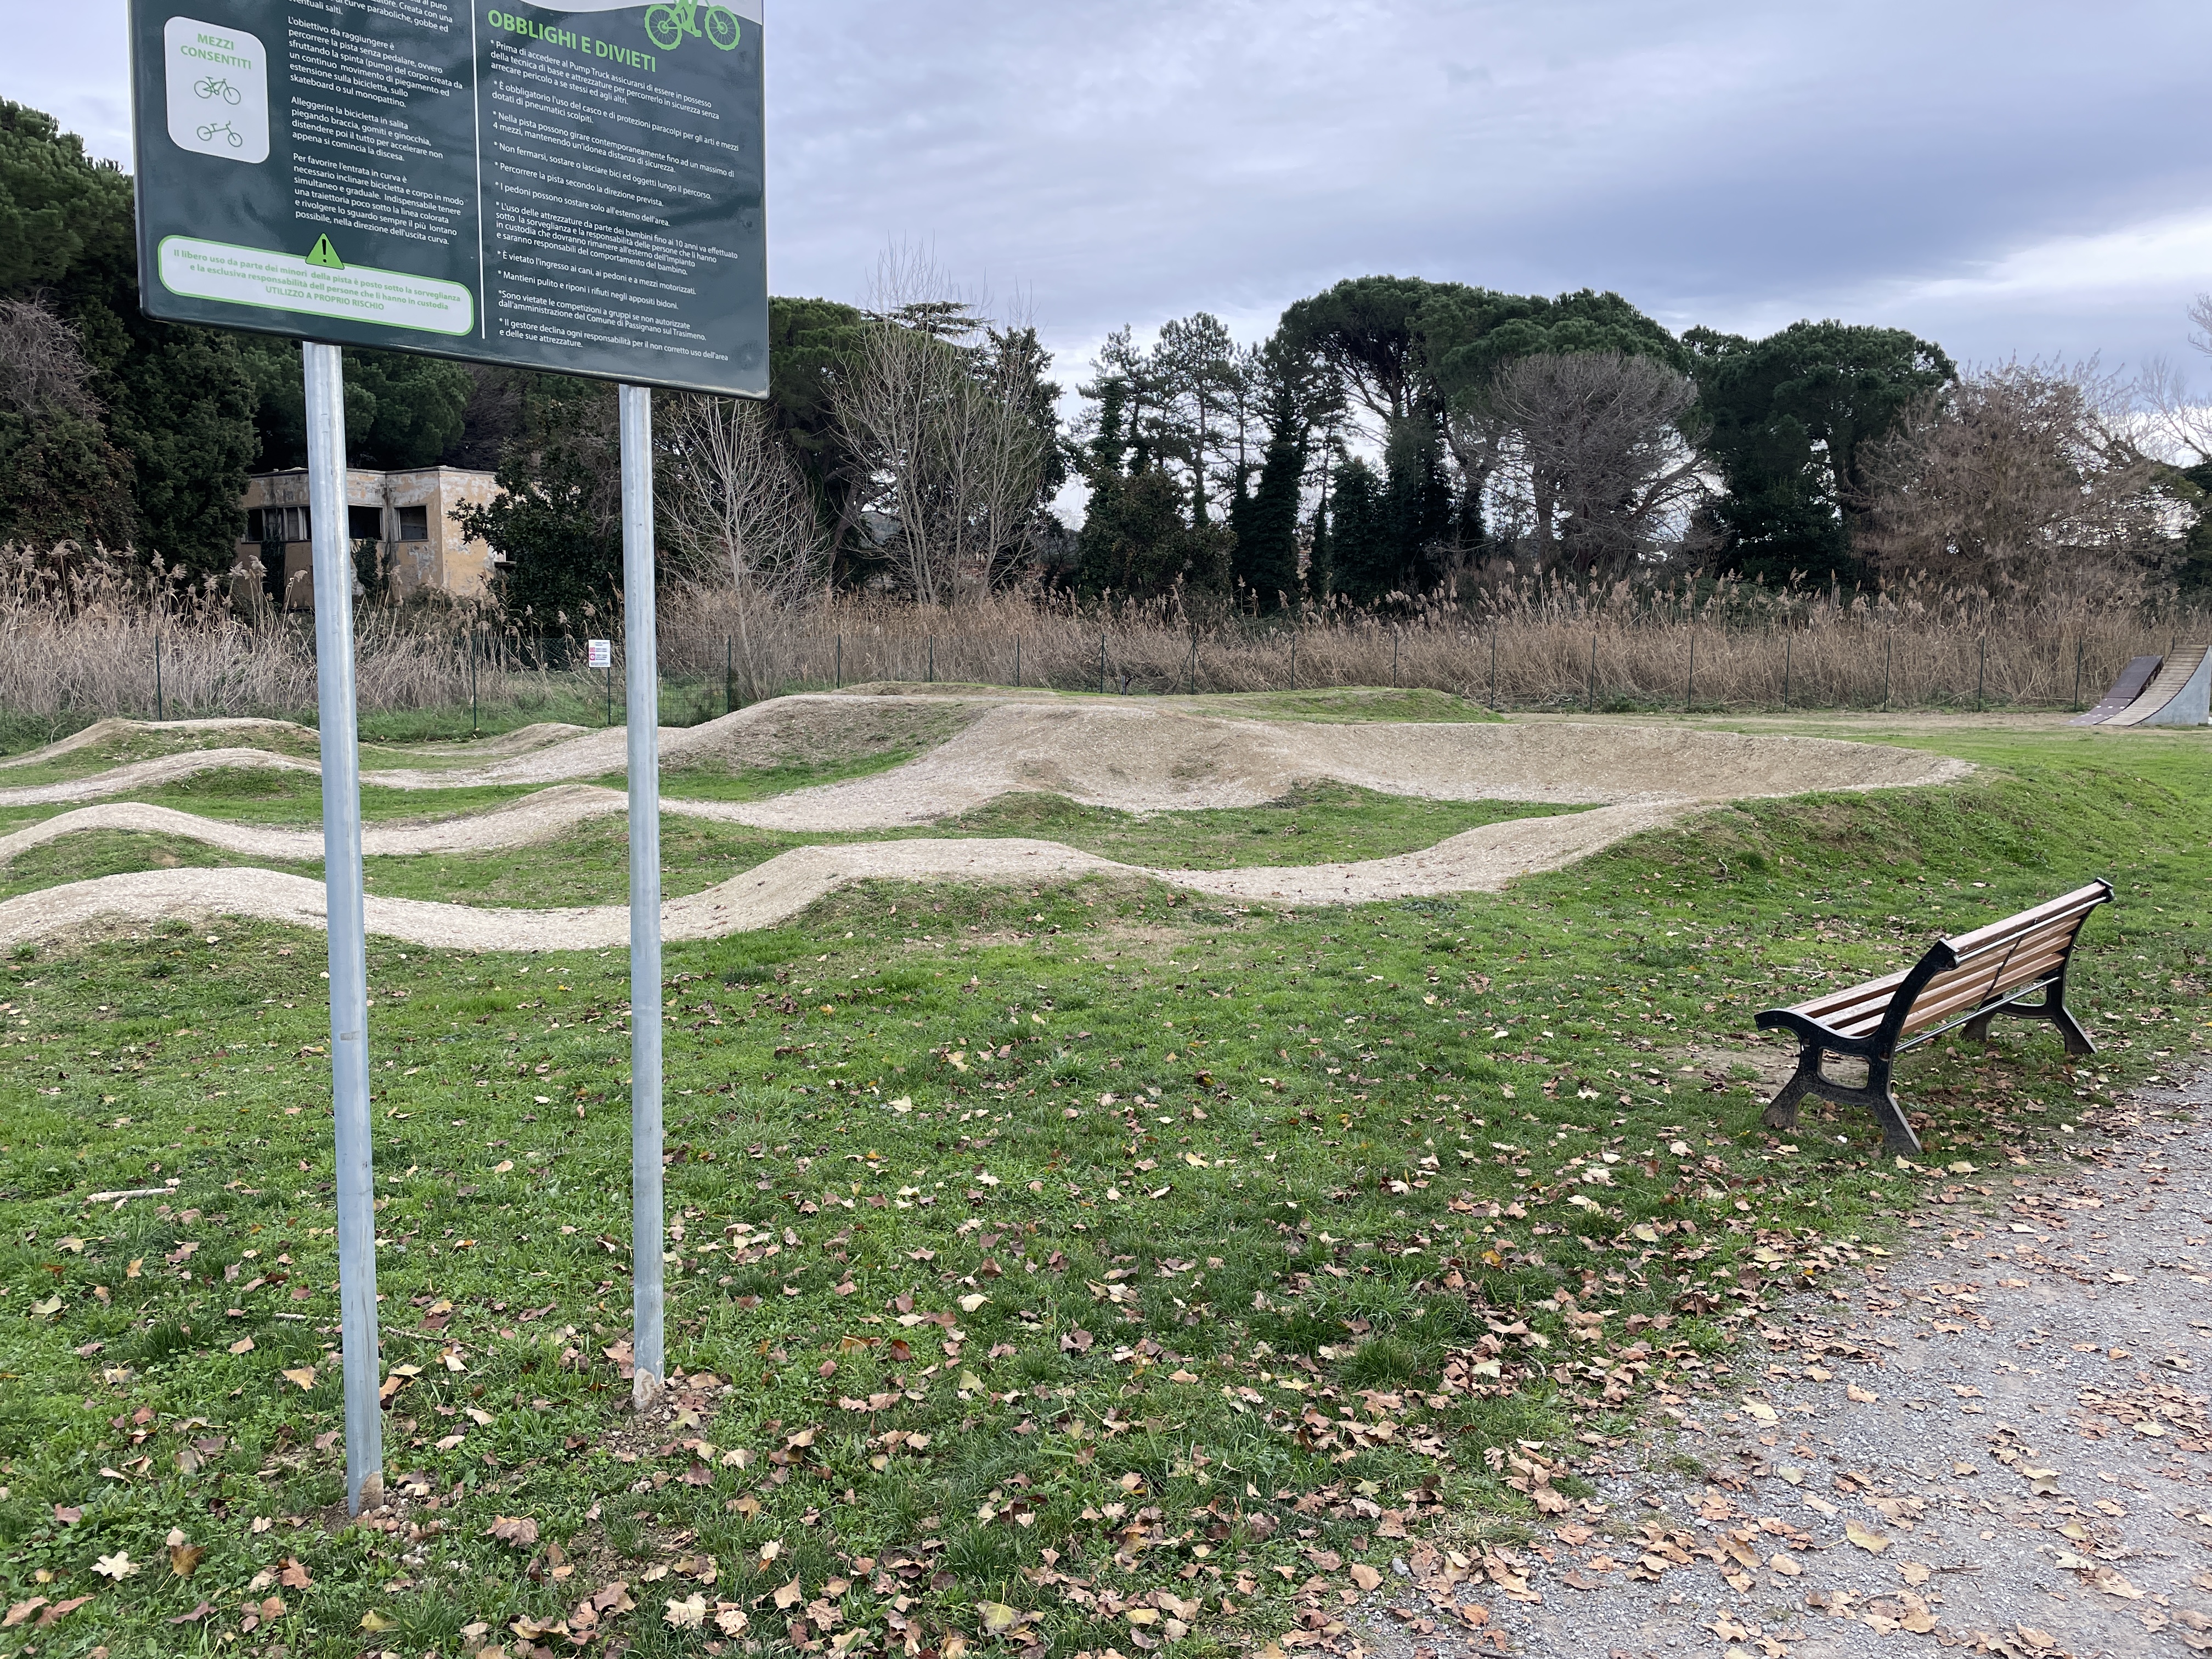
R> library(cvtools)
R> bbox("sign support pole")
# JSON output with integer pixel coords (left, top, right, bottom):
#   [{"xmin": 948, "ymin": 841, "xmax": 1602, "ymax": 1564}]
[
  {"xmin": 304, "ymin": 340, "xmax": 383, "ymax": 1513},
  {"xmin": 620, "ymin": 383, "xmax": 665, "ymax": 1408}
]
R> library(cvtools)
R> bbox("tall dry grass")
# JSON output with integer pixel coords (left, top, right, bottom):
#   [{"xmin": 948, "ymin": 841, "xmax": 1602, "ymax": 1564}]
[{"xmin": 4, "ymin": 544, "xmax": 2205, "ymax": 738}]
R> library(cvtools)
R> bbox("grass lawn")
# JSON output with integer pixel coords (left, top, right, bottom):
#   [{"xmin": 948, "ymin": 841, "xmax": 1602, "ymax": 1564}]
[{"xmin": 0, "ymin": 715, "xmax": 2205, "ymax": 1658}]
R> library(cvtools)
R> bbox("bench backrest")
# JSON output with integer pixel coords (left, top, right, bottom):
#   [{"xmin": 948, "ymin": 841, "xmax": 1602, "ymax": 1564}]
[
  {"xmin": 1781, "ymin": 881, "xmax": 2112, "ymax": 1047},
  {"xmin": 1892, "ymin": 880, "xmax": 2112, "ymax": 1044}
]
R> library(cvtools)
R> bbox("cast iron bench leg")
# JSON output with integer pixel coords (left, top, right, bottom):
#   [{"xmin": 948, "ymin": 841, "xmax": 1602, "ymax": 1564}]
[
  {"xmin": 1760, "ymin": 1046, "xmax": 1819, "ymax": 1133},
  {"xmin": 1760, "ymin": 1038, "xmax": 1924, "ymax": 1157},
  {"xmin": 1864, "ymin": 1057, "xmax": 1921, "ymax": 1158},
  {"xmin": 1961, "ymin": 985, "xmax": 2095, "ymax": 1058}
]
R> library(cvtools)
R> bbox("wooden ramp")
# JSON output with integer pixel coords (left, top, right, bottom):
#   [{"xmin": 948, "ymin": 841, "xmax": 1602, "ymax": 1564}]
[
  {"xmin": 2103, "ymin": 644, "xmax": 2211, "ymax": 728},
  {"xmin": 2070, "ymin": 654, "xmax": 2162, "ymax": 724}
]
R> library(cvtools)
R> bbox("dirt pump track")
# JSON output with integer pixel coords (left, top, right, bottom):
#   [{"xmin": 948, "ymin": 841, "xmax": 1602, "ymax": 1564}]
[{"xmin": 0, "ymin": 693, "xmax": 1970, "ymax": 951}]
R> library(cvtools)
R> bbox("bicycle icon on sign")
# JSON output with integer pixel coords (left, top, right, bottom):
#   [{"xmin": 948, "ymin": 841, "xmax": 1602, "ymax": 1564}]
[
  {"xmin": 196, "ymin": 120, "xmax": 244, "ymax": 148},
  {"xmin": 193, "ymin": 75, "xmax": 243, "ymax": 104},
  {"xmin": 644, "ymin": 0, "xmax": 740, "ymax": 52}
]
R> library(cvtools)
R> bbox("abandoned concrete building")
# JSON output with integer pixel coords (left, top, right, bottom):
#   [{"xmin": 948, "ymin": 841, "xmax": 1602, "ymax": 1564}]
[{"xmin": 235, "ymin": 467, "xmax": 503, "ymax": 610}]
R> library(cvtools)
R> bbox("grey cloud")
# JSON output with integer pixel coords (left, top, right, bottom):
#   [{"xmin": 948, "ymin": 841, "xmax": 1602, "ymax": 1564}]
[{"xmin": 13, "ymin": 0, "xmax": 2210, "ymax": 374}]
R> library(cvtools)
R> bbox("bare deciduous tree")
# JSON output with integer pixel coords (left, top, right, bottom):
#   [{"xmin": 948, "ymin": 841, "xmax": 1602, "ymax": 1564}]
[
  {"xmin": 1454, "ymin": 351, "xmax": 1708, "ymax": 577},
  {"xmin": 833, "ymin": 253, "xmax": 1051, "ymax": 605},
  {"xmin": 1858, "ymin": 359, "xmax": 2175, "ymax": 602},
  {"xmin": 0, "ymin": 297, "xmax": 104, "ymax": 420},
  {"xmin": 657, "ymin": 393, "xmax": 828, "ymax": 692}
]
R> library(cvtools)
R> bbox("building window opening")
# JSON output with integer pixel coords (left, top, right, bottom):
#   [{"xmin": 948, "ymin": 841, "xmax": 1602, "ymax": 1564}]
[
  {"xmin": 396, "ymin": 505, "xmax": 430, "ymax": 542},
  {"xmin": 347, "ymin": 505, "xmax": 384, "ymax": 542},
  {"xmin": 247, "ymin": 505, "xmax": 311, "ymax": 543}
]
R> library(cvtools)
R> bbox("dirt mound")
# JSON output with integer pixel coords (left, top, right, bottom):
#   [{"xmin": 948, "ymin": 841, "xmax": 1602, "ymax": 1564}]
[
  {"xmin": 1, "ymin": 693, "xmax": 1967, "ymax": 823},
  {"xmin": 364, "ymin": 694, "xmax": 991, "ymax": 790},
  {"xmin": 729, "ymin": 705, "xmax": 1970, "ymax": 828},
  {"xmin": 0, "ymin": 804, "xmax": 1686, "ymax": 952},
  {"xmin": 0, "ymin": 748, "xmax": 321, "ymax": 806},
  {"xmin": 0, "ymin": 786, "xmax": 634, "ymax": 865},
  {"xmin": 0, "ymin": 717, "xmax": 318, "ymax": 771},
  {"xmin": 400, "ymin": 722, "xmax": 591, "ymax": 758}
]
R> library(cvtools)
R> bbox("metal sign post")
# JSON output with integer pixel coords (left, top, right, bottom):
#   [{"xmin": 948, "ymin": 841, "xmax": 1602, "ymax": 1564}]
[
  {"xmin": 620, "ymin": 385, "xmax": 665, "ymax": 1406},
  {"xmin": 304, "ymin": 340, "xmax": 383, "ymax": 1511}
]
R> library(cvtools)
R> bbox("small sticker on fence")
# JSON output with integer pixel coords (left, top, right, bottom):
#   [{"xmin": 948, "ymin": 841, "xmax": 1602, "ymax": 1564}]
[{"xmin": 587, "ymin": 640, "xmax": 612, "ymax": 669}]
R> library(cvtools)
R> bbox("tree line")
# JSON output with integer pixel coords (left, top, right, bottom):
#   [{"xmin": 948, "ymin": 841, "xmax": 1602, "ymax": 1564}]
[{"xmin": 4, "ymin": 98, "xmax": 2208, "ymax": 619}]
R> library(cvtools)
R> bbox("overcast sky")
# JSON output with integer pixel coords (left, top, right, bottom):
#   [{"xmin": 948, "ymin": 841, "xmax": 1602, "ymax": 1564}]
[{"xmin": 20, "ymin": 0, "xmax": 2212, "ymax": 391}]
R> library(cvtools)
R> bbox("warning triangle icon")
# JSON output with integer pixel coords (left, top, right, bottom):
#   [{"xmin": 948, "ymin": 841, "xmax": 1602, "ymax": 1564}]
[{"xmin": 305, "ymin": 235, "xmax": 345, "ymax": 269}]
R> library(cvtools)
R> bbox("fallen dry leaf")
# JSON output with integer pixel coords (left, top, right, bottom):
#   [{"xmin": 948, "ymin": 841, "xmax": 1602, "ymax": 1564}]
[
  {"xmin": 1844, "ymin": 1520, "xmax": 1891, "ymax": 1554},
  {"xmin": 1350, "ymin": 1564, "xmax": 1384, "ymax": 1592},
  {"xmin": 664, "ymin": 1593, "xmax": 707, "ymax": 1629},
  {"xmin": 93, "ymin": 1550, "xmax": 139, "ymax": 1579},
  {"xmin": 773, "ymin": 1575, "xmax": 803, "ymax": 1611},
  {"xmin": 978, "ymin": 1601, "xmax": 1022, "ymax": 1634},
  {"xmin": 279, "ymin": 1366, "xmax": 317, "ymax": 1391},
  {"xmin": 278, "ymin": 1557, "xmax": 312, "ymax": 1589},
  {"xmin": 488, "ymin": 1516, "xmax": 539, "ymax": 1548}
]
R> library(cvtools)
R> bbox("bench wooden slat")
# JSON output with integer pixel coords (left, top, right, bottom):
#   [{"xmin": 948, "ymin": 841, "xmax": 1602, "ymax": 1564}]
[
  {"xmin": 1944, "ymin": 883, "xmax": 2111, "ymax": 962},
  {"xmin": 1899, "ymin": 950, "xmax": 2071, "ymax": 1034}
]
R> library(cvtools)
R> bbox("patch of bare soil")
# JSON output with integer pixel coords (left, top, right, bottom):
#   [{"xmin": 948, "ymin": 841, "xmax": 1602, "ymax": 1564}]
[{"xmin": 1350, "ymin": 1070, "xmax": 2212, "ymax": 1659}]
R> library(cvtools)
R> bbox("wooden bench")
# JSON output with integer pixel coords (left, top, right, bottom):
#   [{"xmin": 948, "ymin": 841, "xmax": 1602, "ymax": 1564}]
[{"xmin": 1754, "ymin": 881, "xmax": 2113, "ymax": 1155}]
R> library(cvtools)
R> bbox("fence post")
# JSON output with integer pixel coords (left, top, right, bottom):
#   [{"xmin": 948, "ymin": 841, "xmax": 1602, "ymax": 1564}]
[
  {"xmin": 154, "ymin": 632, "xmax": 164, "ymax": 723},
  {"xmin": 1289, "ymin": 630, "xmax": 1297, "ymax": 691},
  {"xmin": 1976, "ymin": 635, "xmax": 1986, "ymax": 712},
  {"xmin": 470, "ymin": 627, "xmax": 479, "ymax": 736},
  {"xmin": 1684, "ymin": 627, "xmax": 1694, "ymax": 714},
  {"xmin": 2072, "ymin": 639, "xmax": 2083, "ymax": 712},
  {"xmin": 1100, "ymin": 633, "xmax": 1107, "ymax": 696},
  {"xmin": 1782, "ymin": 631, "xmax": 1791, "ymax": 710},
  {"xmin": 1391, "ymin": 631, "xmax": 1399, "ymax": 689},
  {"xmin": 1882, "ymin": 634, "xmax": 1892, "ymax": 711},
  {"xmin": 1586, "ymin": 629, "xmax": 1597, "ymax": 712},
  {"xmin": 836, "ymin": 634, "xmax": 843, "ymax": 690},
  {"xmin": 1490, "ymin": 626, "xmax": 1498, "ymax": 710},
  {"xmin": 928, "ymin": 636, "xmax": 934, "ymax": 684},
  {"xmin": 1188, "ymin": 625, "xmax": 1196, "ymax": 696},
  {"xmin": 1014, "ymin": 635, "xmax": 1020, "ymax": 689}
]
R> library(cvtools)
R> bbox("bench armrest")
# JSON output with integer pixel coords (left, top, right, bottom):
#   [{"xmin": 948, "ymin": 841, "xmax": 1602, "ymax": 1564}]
[{"xmin": 1754, "ymin": 1006, "xmax": 1884, "ymax": 1058}]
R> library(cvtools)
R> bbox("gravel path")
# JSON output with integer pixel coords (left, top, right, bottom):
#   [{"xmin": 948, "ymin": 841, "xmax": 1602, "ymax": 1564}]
[{"xmin": 1354, "ymin": 1070, "xmax": 2212, "ymax": 1659}]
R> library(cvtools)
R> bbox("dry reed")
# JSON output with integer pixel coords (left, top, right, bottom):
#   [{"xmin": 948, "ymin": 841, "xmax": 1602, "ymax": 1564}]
[{"xmin": 4, "ymin": 545, "xmax": 2204, "ymax": 737}]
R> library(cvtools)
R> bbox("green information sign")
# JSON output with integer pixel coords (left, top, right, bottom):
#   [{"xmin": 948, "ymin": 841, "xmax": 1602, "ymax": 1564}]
[{"xmin": 129, "ymin": 0, "xmax": 767, "ymax": 397}]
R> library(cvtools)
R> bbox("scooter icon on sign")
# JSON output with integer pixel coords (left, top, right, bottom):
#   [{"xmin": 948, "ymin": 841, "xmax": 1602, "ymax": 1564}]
[
  {"xmin": 644, "ymin": 0, "xmax": 741, "ymax": 52},
  {"xmin": 196, "ymin": 120, "xmax": 245, "ymax": 148}
]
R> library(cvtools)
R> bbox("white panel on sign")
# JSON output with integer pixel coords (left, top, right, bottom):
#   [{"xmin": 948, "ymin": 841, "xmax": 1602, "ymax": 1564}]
[
  {"xmin": 164, "ymin": 16, "xmax": 269, "ymax": 163},
  {"xmin": 586, "ymin": 639, "xmax": 613, "ymax": 669}
]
